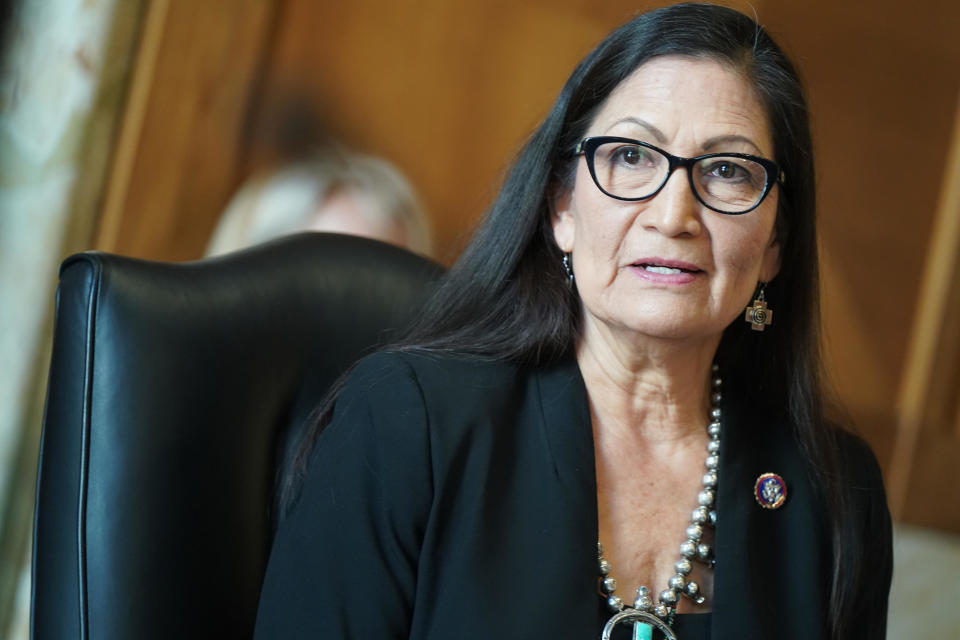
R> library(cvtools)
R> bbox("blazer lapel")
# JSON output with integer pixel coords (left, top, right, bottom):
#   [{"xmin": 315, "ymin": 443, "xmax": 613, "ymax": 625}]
[
  {"xmin": 533, "ymin": 360, "xmax": 602, "ymax": 634},
  {"xmin": 712, "ymin": 397, "xmax": 831, "ymax": 639}
]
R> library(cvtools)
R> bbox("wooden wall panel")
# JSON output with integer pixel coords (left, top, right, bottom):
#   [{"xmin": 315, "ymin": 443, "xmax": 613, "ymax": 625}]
[
  {"xmin": 889, "ymin": 98, "xmax": 960, "ymax": 530},
  {"xmin": 95, "ymin": 0, "xmax": 278, "ymax": 261}
]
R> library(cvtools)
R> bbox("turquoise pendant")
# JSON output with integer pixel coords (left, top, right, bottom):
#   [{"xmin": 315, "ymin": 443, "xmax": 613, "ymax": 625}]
[
  {"xmin": 602, "ymin": 610, "xmax": 677, "ymax": 640},
  {"xmin": 632, "ymin": 620, "xmax": 653, "ymax": 640}
]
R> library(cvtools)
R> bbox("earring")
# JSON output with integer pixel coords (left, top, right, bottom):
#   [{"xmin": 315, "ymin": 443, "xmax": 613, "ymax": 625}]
[
  {"xmin": 744, "ymin": 282, "xmax": 773, "ymax": 331},
  {"xmin": 562, "ymin": 253, "xmax": 574, "ymax": 287}
]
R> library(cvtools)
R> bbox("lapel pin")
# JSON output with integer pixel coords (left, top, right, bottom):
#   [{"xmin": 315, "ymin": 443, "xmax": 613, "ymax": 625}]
[{"xmin": 754, "ymin": 472, "xmax": 787, "ymax": 509}]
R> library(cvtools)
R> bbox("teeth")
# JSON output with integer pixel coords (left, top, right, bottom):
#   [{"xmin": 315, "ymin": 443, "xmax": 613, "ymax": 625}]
[{"xmin": 644, "ymin": 265, "xmax": 683, "ymax": 275}]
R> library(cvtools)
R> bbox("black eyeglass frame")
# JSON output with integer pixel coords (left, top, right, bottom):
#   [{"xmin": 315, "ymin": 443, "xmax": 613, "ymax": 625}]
[{"xmin": 573, "ymin": 136, "xmax": 786, "ymax": 215}]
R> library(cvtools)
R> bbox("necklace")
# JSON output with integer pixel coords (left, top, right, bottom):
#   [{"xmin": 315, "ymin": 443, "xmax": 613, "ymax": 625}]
[{"xmin": 598, "ymin": 364, "xmax": 722, "ymax": 640}]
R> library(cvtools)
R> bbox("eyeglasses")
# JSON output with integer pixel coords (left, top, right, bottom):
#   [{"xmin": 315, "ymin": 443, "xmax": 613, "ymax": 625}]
[{"xmin": 573, "ymin": 136, "xmax": 785, "ymax": 215}]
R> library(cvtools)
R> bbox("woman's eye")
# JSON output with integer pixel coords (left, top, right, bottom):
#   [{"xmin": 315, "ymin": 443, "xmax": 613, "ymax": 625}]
[
  {"xmin": 612, "ymin": 146, "xmax": 647, "ymax": 165},
  {"xmin": 705, "ymin": 160, "xmax": 745, "ymax": 180}
]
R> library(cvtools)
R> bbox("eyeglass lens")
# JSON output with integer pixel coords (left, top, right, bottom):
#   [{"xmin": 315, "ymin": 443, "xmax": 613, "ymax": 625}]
[{"xmin": 591, "ymin": 141, "xmax": 769, "ymax": 213}]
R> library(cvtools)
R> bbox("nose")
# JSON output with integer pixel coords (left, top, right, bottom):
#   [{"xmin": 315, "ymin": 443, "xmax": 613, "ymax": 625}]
[{"xmin": 641, "ymin": 167, "xmax": 703, "ymax": 237}]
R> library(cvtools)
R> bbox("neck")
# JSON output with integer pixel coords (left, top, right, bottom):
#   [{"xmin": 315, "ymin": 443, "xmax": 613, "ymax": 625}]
[{"xmin": 575, "ymin": 320, "xmax": 720, "ymax": 445}]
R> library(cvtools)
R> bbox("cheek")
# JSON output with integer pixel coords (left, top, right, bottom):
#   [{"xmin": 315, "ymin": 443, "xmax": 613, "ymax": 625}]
[
  {"xmin": 714, "ymin": 217, "xmax": 777, "ymax": 275},
  {"xmin": 733, "ymin": 234, "xmax": 770, "ymax": 268},
  {"xmin": 572, "ymin": 217, "xmax": 634, "ymax": 290},
  {"xmin": 570, "ymin": 199, "xmax": 635, "ymax": 259}
]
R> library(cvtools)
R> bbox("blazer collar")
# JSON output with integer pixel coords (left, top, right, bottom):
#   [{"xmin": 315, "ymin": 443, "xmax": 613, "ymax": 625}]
[{"xmin": 533, "ymin": 357, "xmax": 595, "ymax": 507}]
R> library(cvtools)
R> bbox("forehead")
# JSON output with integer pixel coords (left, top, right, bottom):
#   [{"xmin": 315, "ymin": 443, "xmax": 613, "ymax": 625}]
[{"xmin": 590, "ymin": 55, "xmax": 773, "ymax": 156}]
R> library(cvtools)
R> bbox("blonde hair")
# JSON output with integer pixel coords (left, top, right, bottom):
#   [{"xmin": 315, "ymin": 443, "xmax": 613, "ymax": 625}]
[{"xmin": 207, "ymin": 149, "xmax": 432, "ymax": 256}]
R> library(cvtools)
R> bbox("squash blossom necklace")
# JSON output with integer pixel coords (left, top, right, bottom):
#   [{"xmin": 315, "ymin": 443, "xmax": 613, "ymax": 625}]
[{"xmin": 598, "ymin": 365, "xmax": 721, "ymax": 640}]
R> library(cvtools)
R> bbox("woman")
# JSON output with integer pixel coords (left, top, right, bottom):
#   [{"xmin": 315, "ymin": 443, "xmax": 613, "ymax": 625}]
[{"xmin": 255, "ymin": 4, "xmax": 892, "ymax": 639}]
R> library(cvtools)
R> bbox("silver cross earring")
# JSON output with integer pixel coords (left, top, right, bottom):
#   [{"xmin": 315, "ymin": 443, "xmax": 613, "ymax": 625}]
[{"xmin": 744, "ymin": 282, "xmax": 773, "ymax": 331}]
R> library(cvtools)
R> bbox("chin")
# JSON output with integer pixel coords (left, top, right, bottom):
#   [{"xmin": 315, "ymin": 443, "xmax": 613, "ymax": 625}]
[{"xmin": 607, "ymin": 316, "xmax": 715, "ymax": 343}]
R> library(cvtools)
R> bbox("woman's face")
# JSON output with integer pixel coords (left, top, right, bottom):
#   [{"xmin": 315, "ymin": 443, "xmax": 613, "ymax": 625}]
[{"xmin": 552, "ymin": 56, "xmax": 781, "ymax": 346}]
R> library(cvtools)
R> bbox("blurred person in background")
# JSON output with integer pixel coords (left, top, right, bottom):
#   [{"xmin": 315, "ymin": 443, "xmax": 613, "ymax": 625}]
[{"xmin": 206, "ymin": 147, "xmax": 432, "ymax": 257}]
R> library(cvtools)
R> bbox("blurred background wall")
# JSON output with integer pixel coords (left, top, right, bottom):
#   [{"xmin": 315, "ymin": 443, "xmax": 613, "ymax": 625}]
[{"xmin": 2, "ymin": 0, "xmax": 958, "ymax": 637}]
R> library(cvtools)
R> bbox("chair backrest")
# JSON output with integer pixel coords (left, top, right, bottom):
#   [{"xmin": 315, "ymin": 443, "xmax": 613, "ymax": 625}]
[{"xmin": 31, "ymin": 233, "xmax": 443, "ymax": 639}]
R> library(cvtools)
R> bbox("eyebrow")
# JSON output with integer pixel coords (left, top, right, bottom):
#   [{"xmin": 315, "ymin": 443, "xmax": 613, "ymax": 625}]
[
  {"xmin": 605, "ymin": 117, "xmax": 667, "ymax": 143},
  {"xmin": 604, "ymin": 118, "xmax": 767, "ymax": 156},
  {"xmin": 701, "ymin": 134, "xmax": 765, "ymax": 155}
]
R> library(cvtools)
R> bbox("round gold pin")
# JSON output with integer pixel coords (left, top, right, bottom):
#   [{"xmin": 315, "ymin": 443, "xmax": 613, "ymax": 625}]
[{"xmin": 754, "ymin": 472, "xmax": 787, "ymax": 509}]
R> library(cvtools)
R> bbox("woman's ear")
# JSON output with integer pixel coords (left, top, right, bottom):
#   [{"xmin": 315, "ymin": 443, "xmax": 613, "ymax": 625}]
[
  {"xmin": 759, "ymin": 231, "xmax": 781, "ymax": 283},
  {"xmin": 550, "ymin": 186, "xmax": 575, "ymax": 253}
]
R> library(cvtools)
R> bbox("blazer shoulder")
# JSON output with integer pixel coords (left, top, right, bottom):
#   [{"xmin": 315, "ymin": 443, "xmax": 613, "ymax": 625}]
[
  {"xmin": 830, "ymin": 427, "xmax": 886, "ymax": 492},
  {"xmin": 350, "ymin": 349, "xmax": 524, "ymax": 405}
]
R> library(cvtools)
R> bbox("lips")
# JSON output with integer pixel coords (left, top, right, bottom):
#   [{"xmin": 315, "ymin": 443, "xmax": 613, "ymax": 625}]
[
  {"xmin": 631, "ymin": 258, "xmax": 703, "ymax": 274},
  {"xmin": 627, "ymin": 257, "xmax": 704, "ymax": 285}
]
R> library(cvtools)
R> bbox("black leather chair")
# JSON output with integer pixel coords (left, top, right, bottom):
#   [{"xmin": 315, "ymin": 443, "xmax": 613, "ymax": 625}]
[{"xmin": 31, "ymin": 233, "xmax": 443, "ymax": 639}]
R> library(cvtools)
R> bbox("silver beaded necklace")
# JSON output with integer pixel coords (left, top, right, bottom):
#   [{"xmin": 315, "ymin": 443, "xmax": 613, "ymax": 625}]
[{"xmin": 598, "ymin": 364, "xmax": 722, "ymax": 640}]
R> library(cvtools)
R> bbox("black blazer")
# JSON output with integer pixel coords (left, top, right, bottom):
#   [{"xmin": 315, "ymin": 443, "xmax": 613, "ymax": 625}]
[{"xmin": 255, "ymin": 351, "xmax": 892, "ymax": 639}]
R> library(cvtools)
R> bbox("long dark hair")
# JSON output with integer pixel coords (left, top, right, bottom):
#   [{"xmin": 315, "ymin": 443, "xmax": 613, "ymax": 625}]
[{"xmin": 285, "ymin": 4, "xmax": 866, "ymax": 636}]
